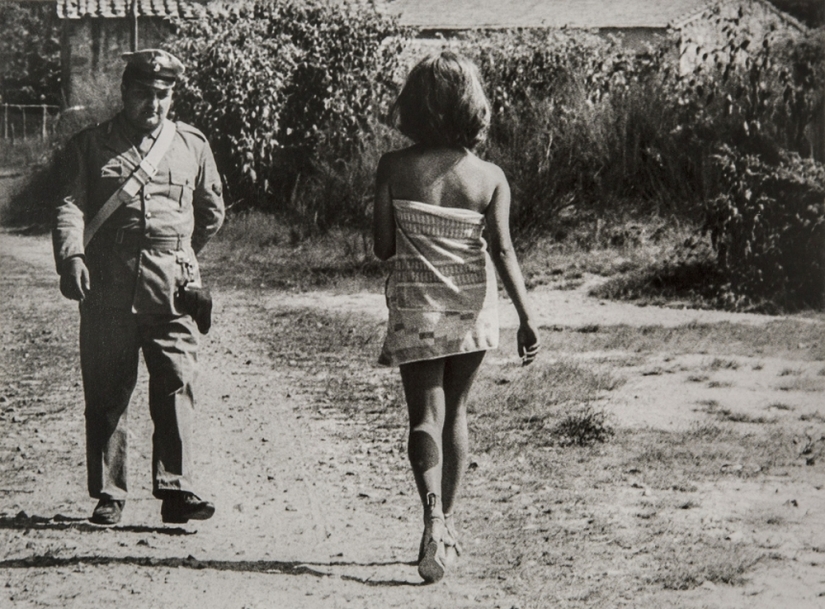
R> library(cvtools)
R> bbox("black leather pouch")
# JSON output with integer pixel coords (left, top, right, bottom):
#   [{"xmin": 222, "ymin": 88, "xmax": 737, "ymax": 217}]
[{"xmin": 176, "ymin": 286, "xmax": 213, "ymax": 334}]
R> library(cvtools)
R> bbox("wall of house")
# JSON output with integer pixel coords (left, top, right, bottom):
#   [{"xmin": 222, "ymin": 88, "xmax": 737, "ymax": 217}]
[
  {"xmin": 62, "ymin": 17, "xmax": 171, "ymax": 114},
  {"xmin": 678, "ymin": 0, "xmax": 802, "ymax": 74},
  {"xmin": 596, "ymin": 27, "xmax": 670, "ymax": 52}
]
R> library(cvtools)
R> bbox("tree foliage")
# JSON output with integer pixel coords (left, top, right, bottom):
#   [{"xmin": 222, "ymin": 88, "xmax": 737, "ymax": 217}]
[
  {"xmin": 165, "ymin": 0, "xmax": 408, "ymax": 225},
  {"xmin": 0, "ymin": 2, "xmax": 61, "ymax": 105}
]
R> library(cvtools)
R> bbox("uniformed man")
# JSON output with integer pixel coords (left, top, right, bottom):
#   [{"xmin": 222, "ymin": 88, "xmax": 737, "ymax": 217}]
[{"xmin": 53, "ymin": 49, "xmax": 225, "ymax": 525}]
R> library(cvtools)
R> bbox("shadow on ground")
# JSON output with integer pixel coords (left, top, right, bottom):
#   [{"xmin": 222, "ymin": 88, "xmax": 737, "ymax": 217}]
[
  {"xmin": 0, "ymin": 553, "xmax": 419, "ymax": 587},
  {"xmin": 0, "ymin": 513, "xmax": 193, "ymax": 536}
]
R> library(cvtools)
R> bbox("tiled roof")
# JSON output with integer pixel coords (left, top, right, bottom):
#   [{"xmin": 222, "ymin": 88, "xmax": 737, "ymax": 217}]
[
  {"xmin": 385, "ymin": 0, "xmax": 712, "ymax": 30},
  {"xmin": 672, "ymin": 0, "xmax": 807, "ymax": 31},
  {"xmin": 56, "ymin": 0, "xmax": 205, "ymax": 19}
]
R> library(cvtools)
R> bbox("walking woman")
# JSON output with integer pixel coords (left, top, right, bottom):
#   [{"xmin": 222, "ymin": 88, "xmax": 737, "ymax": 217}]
[{"xmin": 373, "ymin": 51, "xmax": 540, "ymax": 583}]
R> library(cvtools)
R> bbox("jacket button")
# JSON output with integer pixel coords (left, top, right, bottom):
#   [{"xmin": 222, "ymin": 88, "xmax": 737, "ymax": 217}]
[
  {"xmin": 145, "ymin": 193, "xmax": 152, "ymax": 199},
  {"xmin": 145, "ymin": 212, "xmax": 152, "ymax": 219}
]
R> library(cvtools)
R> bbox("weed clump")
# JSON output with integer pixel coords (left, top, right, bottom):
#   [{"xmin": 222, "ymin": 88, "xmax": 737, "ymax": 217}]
[{"xmin": 550, "ymin": 405, "xmax": 614, "ymax": 447}]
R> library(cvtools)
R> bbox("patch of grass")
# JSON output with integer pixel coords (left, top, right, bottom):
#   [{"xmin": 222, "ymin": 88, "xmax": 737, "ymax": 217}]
[
  {"xmin": 652, "ymin": 542, "xmax": 760, "ymax": 590},
  {"xmin": 696, "ymin": 399, "xmax": 772, "ymax": 423},
  {"xmin": 776, "ymin": 377, "xmax": 825, "ymax": 393},
  {"xmin": 714, "ymin": 409, "xmax": 773, "ymax": 424},
  {"xmin": 767, "ymin": 403, "xmax": 794, "ymax": 411},
  {"xmin": 537, "ymin": 321, "xmax": 825, "ymax": 363},
  {"xmin": 550, "ymin": 405, "xmax": 614, "ymax": 447},
  {"xmin": 473, "ymin": 358, "xmax": 623, "ymax": 414},
  {"xmin": 707, "ymin": 380, "xmax": 734, "ymax": 388},
  {"xmin": 519, "ymin": 215, "xmax": 690, "ymax": 289},
  {"xmin": 686, "ymin": 374, "xmax": 709, "ymax": 383},
  {"xmin": 778, "ymin": 367, "xmax": 802, "ymax": 376},
  {"xmin": 588, "ymin": 237, "xmax": 729, "ymax": 311},
  {"xmin": 626, "ymin": 424, "xmax": 797, "ymax": 485},
  {"xmin": 707, "ymin": 358, "xmax": 739, "ymax": 371},
  {"xmin": 201, "ymin": 210, "xmax": 385, "ymax": 293},
  {"xmin": 470, "ymin": 359, "xmax": 624, "ymax": 453}
]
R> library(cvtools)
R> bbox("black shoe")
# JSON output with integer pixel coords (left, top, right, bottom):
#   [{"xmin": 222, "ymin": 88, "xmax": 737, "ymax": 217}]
[
  {"xmin": 160, "ymin": 492, "xmax": 215, "ymax": 524},
  {"xmin": 90, "ymin": 498, "xmax": 124, "ymax": 525}
]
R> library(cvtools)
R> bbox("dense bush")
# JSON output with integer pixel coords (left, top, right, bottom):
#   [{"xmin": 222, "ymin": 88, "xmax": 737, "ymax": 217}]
[
  {"xmin": 465, "ymin": 31, "xmax": 696, "ymax": 241},
  {"xmin": 165, "ymin": 0, "xmax": 408, "ymax": 228},
  {"xmin": 455, "ymin": 7, "xmax": 824, "ymax": 308},
  {"xmin": 706, "ymin": 145, "xmax": 824, "ymax": 309},
  {"xmin": 681, "ymin": 5, "xmax": 825, "ymax": 309}
]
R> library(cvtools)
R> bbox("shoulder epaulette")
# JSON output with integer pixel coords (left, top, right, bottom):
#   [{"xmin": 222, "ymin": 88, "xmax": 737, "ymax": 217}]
[{"xmin": 175, "ymin": 121, "xmax": 208, "ymax": 142}]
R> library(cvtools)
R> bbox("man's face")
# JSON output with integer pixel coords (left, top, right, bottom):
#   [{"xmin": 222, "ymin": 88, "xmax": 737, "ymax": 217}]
[{"xmin": 121, "ymin": 81, "xmax": 173, "ymax": 132}]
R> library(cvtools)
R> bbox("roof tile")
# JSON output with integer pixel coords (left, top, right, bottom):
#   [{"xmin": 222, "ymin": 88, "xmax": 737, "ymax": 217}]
[
  {"xmin": 56, "ymin": 0, "xmax": 204, "ymax": 19},
  {"xmin": 386, "ymin": 0, "xmax": 711, "ymax": 30}
]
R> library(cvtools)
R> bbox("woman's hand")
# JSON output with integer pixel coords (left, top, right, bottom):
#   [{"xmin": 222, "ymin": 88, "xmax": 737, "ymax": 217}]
[{"xmin": 517, "ymin": 320, "xmax": 540, "ymax": 366}]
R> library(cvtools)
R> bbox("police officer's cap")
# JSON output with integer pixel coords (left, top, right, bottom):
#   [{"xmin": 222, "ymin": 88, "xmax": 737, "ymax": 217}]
[{"xmin": 122, "ymin": 49, "xmax": 185, "ymax": 90}]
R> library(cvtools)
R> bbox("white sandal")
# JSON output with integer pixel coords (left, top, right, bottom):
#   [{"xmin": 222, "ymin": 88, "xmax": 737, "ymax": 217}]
[
  {"xmin": 443, "ymin": 513, "xmax": 462, "ymax": 567},
  {"xmin": 418, "ymin": 493, "xmax": 447, "ymax": 583}
]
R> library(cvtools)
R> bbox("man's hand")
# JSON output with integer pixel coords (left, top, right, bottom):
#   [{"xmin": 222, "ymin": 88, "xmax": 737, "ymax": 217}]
[{"xmin": 60, "ymin": 257, "xmax": 90, "ymax": 301}]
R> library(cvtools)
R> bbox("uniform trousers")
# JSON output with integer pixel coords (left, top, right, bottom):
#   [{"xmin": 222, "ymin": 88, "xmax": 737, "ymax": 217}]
[{"xmin": 79, "ymin": 303, "xmax": 199, "ymax": 500}]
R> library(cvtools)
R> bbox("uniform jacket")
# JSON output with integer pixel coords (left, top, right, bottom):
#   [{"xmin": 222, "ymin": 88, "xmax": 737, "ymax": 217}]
[{"xmin": 53, "ymin": 113, "xmax": 225, "ymax": 314}]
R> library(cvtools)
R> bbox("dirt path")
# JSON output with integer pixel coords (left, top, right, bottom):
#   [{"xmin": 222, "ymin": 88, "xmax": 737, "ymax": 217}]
[
  {"xmin": 0, "ymin": 233, "xmax": 518, "ymax": 608},
  {"xmin": 3, "ymin": 233, "xmax": 825, "ymax": 609}
]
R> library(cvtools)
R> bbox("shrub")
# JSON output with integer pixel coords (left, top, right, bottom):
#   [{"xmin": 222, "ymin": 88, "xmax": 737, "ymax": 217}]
[
  {"xmin": 458, "ymin": 29, "xmax": 707, "ymax": 243},
  {"xmin": 705, "ymin": 144, "xmax": 825, "ymax": 310},
  {"xmin": 675, "ymin": 6, "xmax": 825, "ymax": 310},
  {"xmin": 165, "ymin": 0, "xmax": 408, "ymax": 227}
]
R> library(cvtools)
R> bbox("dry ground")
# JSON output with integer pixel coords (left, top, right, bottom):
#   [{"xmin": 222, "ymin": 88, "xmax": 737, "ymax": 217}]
[{"xmin": 2, "ymin": 230, "xmax": 825, "ymax": 609}]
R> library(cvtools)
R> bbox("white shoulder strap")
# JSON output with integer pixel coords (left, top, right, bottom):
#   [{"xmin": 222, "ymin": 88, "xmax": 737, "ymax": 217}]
[{"xmin": 83, "ymin": 118, "xmax": 177, "ymax": 249}]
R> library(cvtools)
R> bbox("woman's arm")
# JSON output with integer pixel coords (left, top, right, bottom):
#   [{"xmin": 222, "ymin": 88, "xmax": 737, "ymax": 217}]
[
  {"xmin": 486, "ymin": 167, "xmax": 540, "ymax": 364},
  {"xmin": 373, "ymin": 154, "xmax": 396, "ymax": 261}
]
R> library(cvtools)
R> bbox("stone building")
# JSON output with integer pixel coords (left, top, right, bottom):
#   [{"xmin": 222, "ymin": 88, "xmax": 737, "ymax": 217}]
[{"xmin": 57, "ymin": 0, "xmax": 203, "ymax": 109}]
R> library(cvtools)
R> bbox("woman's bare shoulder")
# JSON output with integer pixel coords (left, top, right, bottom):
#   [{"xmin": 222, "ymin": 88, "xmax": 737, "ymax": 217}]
[{"xmin": 466, "ymin": 153, "xmax": 507, "ymax": 189}]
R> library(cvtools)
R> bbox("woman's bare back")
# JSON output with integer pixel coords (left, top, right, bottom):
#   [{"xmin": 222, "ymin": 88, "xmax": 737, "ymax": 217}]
[{"xmin": 384, "ymin": 145, "xmax": 503, "ymax": 215}]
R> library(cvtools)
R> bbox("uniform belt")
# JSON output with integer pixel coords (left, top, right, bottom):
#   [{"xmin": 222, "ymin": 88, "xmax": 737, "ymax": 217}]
[{"xmin": 114, "ymin": 229, "xmax": 188, "ymax": 250}]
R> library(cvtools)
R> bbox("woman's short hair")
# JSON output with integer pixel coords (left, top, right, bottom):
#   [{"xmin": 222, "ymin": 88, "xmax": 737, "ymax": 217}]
[{"xmin": 392, "ymin": 51, "xmax": 491, "ymax": 149}]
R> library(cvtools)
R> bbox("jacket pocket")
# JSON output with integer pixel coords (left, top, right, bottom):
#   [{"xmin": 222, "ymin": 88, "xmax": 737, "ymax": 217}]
[{"xmin": 169, "ymin": 168, "xmax": 194, "ymax": 208}]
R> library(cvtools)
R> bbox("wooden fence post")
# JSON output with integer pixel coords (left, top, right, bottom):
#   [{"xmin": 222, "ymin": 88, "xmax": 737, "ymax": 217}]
[
  {"xmin": 21, "ymin": 107, "xmax": 27, "ymax": 141},
  {"xmin": 3, "ymin": 104, "xmax": 7, "ymax": 140},
  {"xmin": 42, "ymin": 105, "xmax": 48, "ymax": 139}
]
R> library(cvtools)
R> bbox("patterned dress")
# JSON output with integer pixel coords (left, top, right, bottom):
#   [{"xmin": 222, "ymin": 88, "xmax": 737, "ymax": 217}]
[{"xmin": 379, "ymin": 199, "xmax": 499, "ymax": 366}]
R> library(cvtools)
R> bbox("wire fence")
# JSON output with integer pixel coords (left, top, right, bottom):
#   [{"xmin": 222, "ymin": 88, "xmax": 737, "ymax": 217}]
[{"xmin": 2, "ymin": 104, "xmax": 61, "ymax": 142}]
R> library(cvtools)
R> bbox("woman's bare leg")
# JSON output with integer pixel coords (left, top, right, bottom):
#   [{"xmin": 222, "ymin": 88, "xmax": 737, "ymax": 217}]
[
  {"xmin": 399, "ymin": 358, "xmax": 446, "ymax": 512},
  {"xmin": 441, "ymin": 350, "xmax": 485, "ymax": 517}
]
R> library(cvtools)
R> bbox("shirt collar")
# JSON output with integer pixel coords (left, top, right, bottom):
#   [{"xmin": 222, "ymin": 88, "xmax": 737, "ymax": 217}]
[{"xmin": 116, "ymin": 112, "xmax": 163, "ymax": 145}]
